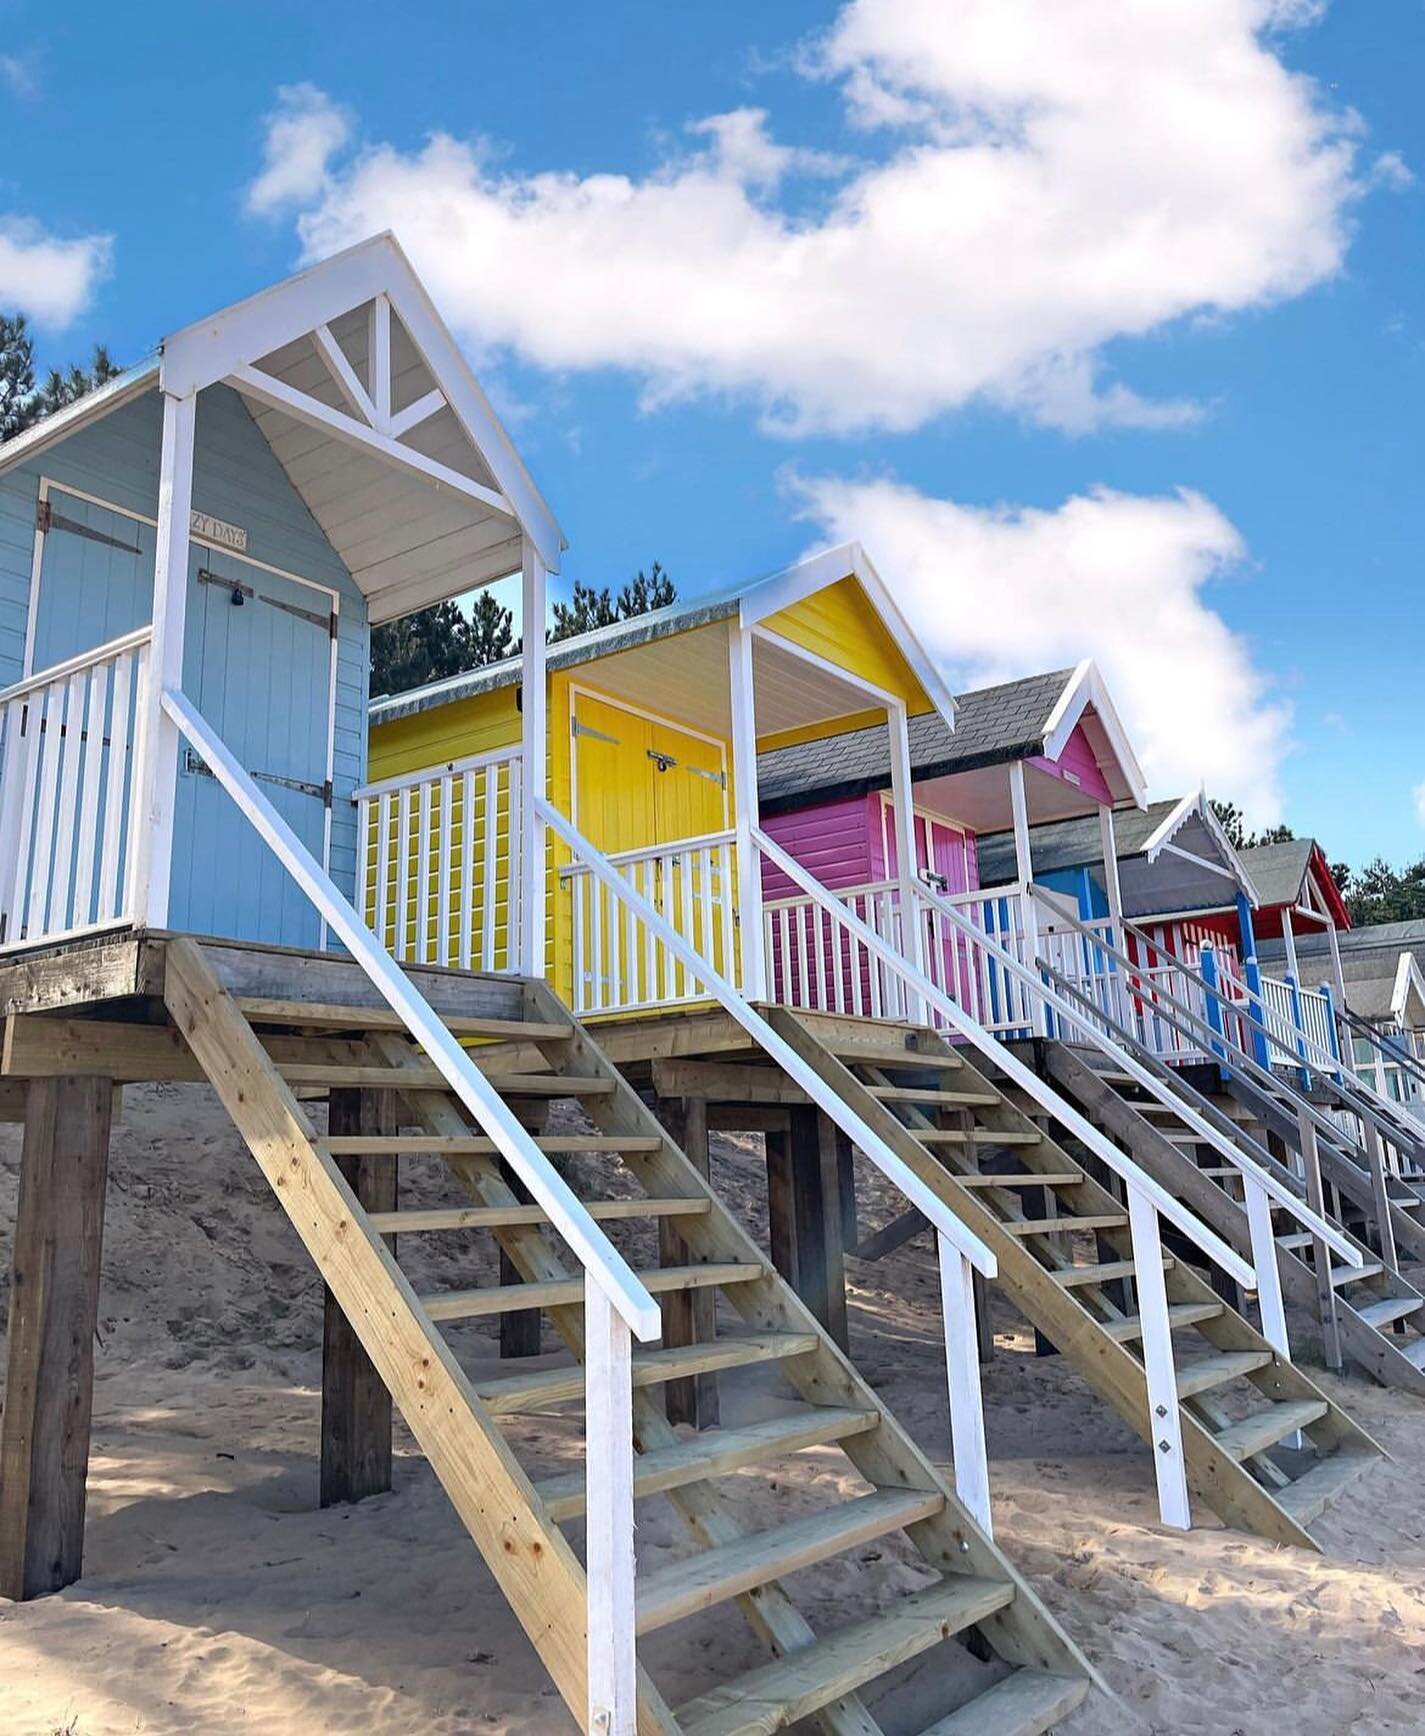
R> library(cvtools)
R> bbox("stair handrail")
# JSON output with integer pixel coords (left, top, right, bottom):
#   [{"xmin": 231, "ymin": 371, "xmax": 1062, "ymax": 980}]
[
  {"xmin": 1334, "ymin": 1001, "xmax": 1425, "ymax": 1094},
  {"xmin": 754, "ymin": 828, "xmax": 1254, "ymax": 1288},
  {"xmin": 161, "ymin": 689, "xmax": 664, "ymax": 1343},
  {"xmin": 1115, "ymin": 910, "xmax": 1425, "ymax": 1159}
]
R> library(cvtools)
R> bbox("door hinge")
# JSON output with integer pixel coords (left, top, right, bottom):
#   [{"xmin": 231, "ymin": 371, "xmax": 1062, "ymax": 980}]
[
  {"xmin": 687, "ymin": 764, "xmax": 727, "ymax": 790},
  {"xmin": 572, "ymin": 717, "xmax": 621, "ymax": 745},
  {"xmin": 36, "ymin": 498, "xmax": 51, "ymax": 534}
]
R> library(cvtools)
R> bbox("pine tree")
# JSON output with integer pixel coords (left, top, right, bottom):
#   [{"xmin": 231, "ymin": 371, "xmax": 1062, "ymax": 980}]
[
  {"xmin": 467, "ymin": 589, "xmax": 515, "ymax": 666},
  {"xmin": 549, "ymin": 579, "xmax": 619, "ymax": 643},
  {"xmin": 617, "ymin": 560, "xmax": 675, "ymax": 619},
  {"xmin": 0, "ymin": 314, "xmax": 36, "ymax": 442}
]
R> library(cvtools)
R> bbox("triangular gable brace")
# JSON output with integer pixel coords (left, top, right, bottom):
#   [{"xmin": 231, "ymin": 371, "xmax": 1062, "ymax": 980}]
[
  {"xmin": 1142, "ymin": 789, "xmax": 1257, "ymax": 906},
  {"xmin": 1391, "ymin": 951, "xmax": 1425, "ymax": 1028},
  {"xmin": 1040, "ymin": 659, "xmax": 1147, "ymax": 809}
]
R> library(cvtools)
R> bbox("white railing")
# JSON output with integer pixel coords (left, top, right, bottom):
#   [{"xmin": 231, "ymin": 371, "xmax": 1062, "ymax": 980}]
[
  {"xmin": 536, "ymin": 795, "xmax": 1000, "ymax": 1540},
  {"xmin": 563, "ymin": 829, "xmax": 737, "ymax": 1016},
  {"xmin": 161, "ymin": 689, "xmax": 658, "ymax": 1736},
  {"xmin": 753, "ymin": 829, "xmax": 1286, "ymax": 1535},
  {"xmin": 1351, "ymin": 1023, "xmax": 1425, "ymax": 1122},
  {"xmin": 0, "ymin": 628, "xmax": 151, "ymax": 952},
  {"xmin": 766, "ymin": 877, "xmax": 912, "ymax": 1021},
  {"xmin": 354, "ymin": 746, "xmax": 523, "ymax": 974}
]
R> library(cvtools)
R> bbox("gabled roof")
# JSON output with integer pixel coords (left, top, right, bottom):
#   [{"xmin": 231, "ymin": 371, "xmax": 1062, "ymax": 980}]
[
  {"xmin": 0, "ymin": 233, "xmax": 564, "ymax": 624},
  {"xmin": 757, "ymin": 660, "xmax": 1144, "ymax": 815},
  {"xmin": 1237, "ymin": 838, "xmax": 1351, "ymax": 929},
  {"xmin": 1259, "ymin": 919, "xmax": 1425, "ymax": 1023},
  {"xmin": 372, "ymin": 542, "xmax": 956, "ymax": 730}
]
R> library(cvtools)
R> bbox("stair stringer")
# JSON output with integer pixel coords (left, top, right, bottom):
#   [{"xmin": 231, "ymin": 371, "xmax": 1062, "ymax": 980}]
[
  {"xmin": 769, "ymin": 1008, "xmax": 1383, "ymax": 1551},
  {"xmin": 515, "ymin": 978, "xmax": 1099, "ymax": 1703},
  {"xmin": 1043, "ymin": 1044, "xmax": 1425, "ymax": 1399},
  {"xmin": 1221, "ymin": 1078, "xmax": 1425, "ymax": 1266},
  {"xmin": 159, "ymin": 937, "xmax": 675, "ymax": 1735}
]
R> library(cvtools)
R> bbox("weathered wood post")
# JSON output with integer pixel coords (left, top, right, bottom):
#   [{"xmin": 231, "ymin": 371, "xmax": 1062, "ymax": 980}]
[
  {"xmin": 0, "ymin": 1075, "xmax": 114, "ymax": 1598},
  {"xmin": 654, "ymin": 1094, "xmax": 719, "ymax": 1426},
  {"xmin": 765, "ymin": 1104, "xmax": 850, "ymax": 1350},
  {"xmin": 321, "ymin": 1087, "xmax": 398, "ymax": 1507}
]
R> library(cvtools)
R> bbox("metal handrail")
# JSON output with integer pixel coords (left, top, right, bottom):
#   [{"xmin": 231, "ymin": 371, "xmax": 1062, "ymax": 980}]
[
  {"xmin": 162, "ymin": 688, "xmax": 663, "ymax": 1342},
  {"xmin": 1336, "ymin": 1002, "xmax": 1425, "ymax": 1092},
  {"xmin": 755, "ymin": 827, "xmax": 1255, "ymax": 1288}
]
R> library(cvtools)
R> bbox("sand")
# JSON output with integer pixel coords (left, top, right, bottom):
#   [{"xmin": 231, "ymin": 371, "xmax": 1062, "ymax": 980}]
[{"xmin": 1, "ymin": 1080, "xmax": 1424, "ymax": 1735}]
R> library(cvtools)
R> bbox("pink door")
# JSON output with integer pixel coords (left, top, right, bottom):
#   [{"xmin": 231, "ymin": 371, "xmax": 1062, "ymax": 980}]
[{"xmin": 883, "ymin": 804, "xmax": 978, "ymax": 1008}]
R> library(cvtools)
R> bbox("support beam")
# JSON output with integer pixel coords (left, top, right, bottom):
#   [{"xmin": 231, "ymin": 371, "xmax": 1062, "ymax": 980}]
[
  {"xmin": 653, "ymin": 1096, "xmax": 719, "ymax": 1427},
  {"xmin": 520, "ymin": 539, "xmax": 548, "ymax": 978},
  {"xmin": 728, "ymin": 624, "xmax": 767, "ymax": 1000},
  {"xmin": 321, "ymin": 1088, "xmax": 397, "ymax": 1507},
  {"xmin": 132, "ymin": 390, "xmax": 195, "ymax": 927},
  {"xmin": 1009, "ymin": 760, "xmax": 1045, "ymax": 1036},
  {"xmin": 764, "ymin": 1106, "xmax": 849, "ymax": 1350},
  {"xmin": 886, "ymin": 700, "xmax": 926, "ymax": 1001},
  {"xmin": 0, "ymin": 1075, "xmax": 113, "ymax": 1599}
]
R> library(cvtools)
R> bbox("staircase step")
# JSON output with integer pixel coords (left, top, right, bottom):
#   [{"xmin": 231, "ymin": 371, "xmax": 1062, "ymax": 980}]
[
  {"xmin": 1330, "ymin": 1259, "xmax": 1384, "ymax": 1287},
  {"xmin": 367, "ymin": 1197, "xmax": 710, "ymax": 1234},
  {"xmin": 917, "ymin": 1128, "xmax": 1043, "ymax": 1147},
  {"xmin": 1054, "ymin": 1257, "xmax": 1170, "ymax": 1288},
  {"xmin": 919, "ymin": 1669, "xmax": 1090, "ymax": 1736},
  {"xmin": 1103, "ymin": 1301, "xmax": 1223, "ymax": 1342},
  {"xmin": 1275, "ymin": 1231, "xmax": 1315, "ymax": 1252},
  {"xmin": 323, "ymin": 1133, "xmax": 664, "ymax": 1156},
  {"xmin": 281, "ymin": 1063, "xmax": 616, "ymax": 1095},
  {"xmin": 635, "ymin": 1488, "xmax": 944, "ymax": 1635},
  {"xmin": 1274, "ymin": 1446, "xmax": 1380, "ymax": 1527},
  {"xmin": 866, "ymin": 1084, "xmax": 1000, "ymax": 1108},
  {"xmin": 1357, "ymin": 1296, "xmax": 1423, "ymax": 1330},
  {"xmin": 1174, "ymin": 1349, "xmax": 1275, "ymax": 1399},
  {"xmin": 474, "ymin": 1331, "xmax": 820, "ymax": 1415},
  {"xmin": 536, "ymin": 1407, "xmax": 879, "ymax": 1521},
  {"xmin": 826, "ymin": 1039, "xmax": 963, "ymax": 1072},
  {"xmin": 421, "ymin": 1262, "xmax": 762, "ymax": 1322},
  {"xmin": 1213, "ymin": 1400, "xmax": 1327, "ymax": 1463},
  {"xmin": 1400, "ymin": 1338, "xmax": 1425, "ymax": 1370},
  {"xmin": 957, "ymin": 1170, "xmax": 1083, "ymax": 1189},
  {"xmin": 237, "ymin": 997, "xmax": 572, "ymax": 1041},
  {"xmin": 1006, "ymin": 1214, "xmax": 1127, "ymax": 1237},
  {"xmin": 1199, "ymin": 1167, "xmax": 1246, "ymax": 1182},
  {"xmin": 673, "ymin": 1575, "xmax": 1016, "ymax": 1736}
]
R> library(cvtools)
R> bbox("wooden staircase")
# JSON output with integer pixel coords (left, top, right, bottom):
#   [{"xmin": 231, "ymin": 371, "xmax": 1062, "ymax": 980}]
[
  {"xmin": 767, "ymin": 1010, "xmax": 1384, "ymax": 1551},
  {"xmin": 162, "ymin": 938, "xmax": 1094, "ymax": 1736},
  {"xmin": 1042, "ymin": 1047, "xmax": 1425, "ymax": 1399}
]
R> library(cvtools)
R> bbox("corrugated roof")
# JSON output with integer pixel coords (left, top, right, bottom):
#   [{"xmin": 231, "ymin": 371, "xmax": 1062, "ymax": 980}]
[{"xmin": 757, "ymin": 668, "xmax": 1075, "ymax": 812}]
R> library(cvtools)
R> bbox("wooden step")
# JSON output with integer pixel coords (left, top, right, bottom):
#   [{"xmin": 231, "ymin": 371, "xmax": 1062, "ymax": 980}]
[
  {"xmin": 1400, "ymin": 1337, "xmax": 1425, "ymax": 1370},
  {"xmin": 1174, "ymin": 1349, "xmax": 1275, "ymax": 1399},
  {"xmin": 421, "ymin": 1262, "xmax": 762, "ymax": 1323},
  {"xmin": 237, "ymin": 997, "xmax": 572, "ymax": 1041},
  {"xmin": 1213, "ymin": 1400, "xmax": 1327, "ymax": 1463},
  {"xmin": 1103, "ymin": 1301, "xmax": 1223, "ymax": 1342},
  {"xmin": 1330, "ymin": 1259, "xmax": 1384, "ymax": 1287},
  {"xmin": 367, "ymin": 1198, "xmax": 710, "ymax": 1234},
  {"xmin": 323, "ymin": 1133, "xmax": 664, "ymax": 1157},
  {"xmin": 535, "ymin": 1407, "xmax": 879, "ymax": 1521},
  {"xmin": 1006, "ymin": 1214, "xmax": 1127, "ymax": 1237},
  {"xmin": 1275, "ymin": 1230, "xmax": 1314, "ymax": 1252},
  {"xmin": 1054, "ymin": 1257, "xmax": 1171, "ymax": 1289},
  {"xmin": 957, "ymin": 1170, "xmax": 1083, "ymax": 1189},
  {"xmin": 918, "ymin": 1129, "xmax": 1042, "ymax": 1147},
  {"xmin": 280, "ymin": 1063, "xmax": 615, "ymax": 1095},
  {"xmin": 1357, "ymin": 1296, "xmax": 1423, "ymax": 1330},
  {"xmin": 1274, "ymin": 1446, "xmax": 1380, "ymax": 1527},
  {"xmin": 867, "ymin": 1084, "xmax": 1000, "ymax": 1108},
  {"xmin": 1199, "ymin": 1167, "xmax": 1246, "ymax": 1182},
  {"xmin": 474, "ymin": 1332, "xmax": 819, "ymax": 1416},
  {"xmin": 634, "ymin": 1488, "xmax": 943, "ymax": 1635},
  {"xmin": 920, "ymin": 1669, "xmax": 1090, "ymax": 1736},
  {"xmin": 673, "ymin": 1574, "xmax": 1016, "ymax": 1736},
  {"xmin": 826, "ymin": 1039, "xmax": 963, "ymax": 1071}
]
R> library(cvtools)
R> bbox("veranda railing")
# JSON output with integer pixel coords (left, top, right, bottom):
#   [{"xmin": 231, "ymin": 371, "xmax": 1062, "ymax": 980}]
[{"xmin": 0, "ymin": 627, "xmax": 151, "ymax": 952}]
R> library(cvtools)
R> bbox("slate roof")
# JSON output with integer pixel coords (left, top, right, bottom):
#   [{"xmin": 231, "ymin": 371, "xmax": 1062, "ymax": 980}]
[
  {"xmin": 975, "ymin": 797, "xmax": 1183, "ymax": 884},
  {"xmin": 1235, "ymin": 839, "xmax": 1316, "ymax": 910},
  {"xmin": 757, "ymin": 668, "xmax": 1075, "ymax": 814}
]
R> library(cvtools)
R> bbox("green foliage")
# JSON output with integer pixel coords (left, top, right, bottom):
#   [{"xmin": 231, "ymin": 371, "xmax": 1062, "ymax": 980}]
[
  {"xmin": 1209, "ymin": 798, "xmax": 1295, "ymax": 852},
  {"xmin": 549, "ymin": 561, "xmax": 676, "ymax": 644},
  {"xmin": 0, "ymin": 313, "xmax": 120, "ymax": 441},
  {"xmin": 1341, "ymin": 854, "xmax": 1425, "ymax": 927}
]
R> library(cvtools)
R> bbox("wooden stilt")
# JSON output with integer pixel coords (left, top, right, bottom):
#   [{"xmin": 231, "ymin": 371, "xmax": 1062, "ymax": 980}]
[
  {"xmin": 654, "ymin": 1096, "xmax": 719, "ymax": 1427},
  {"xmin": 0, "ymin": 1075, "xmax": 113, "ymax": 1600},
  {"xmin": 765, "ymin": 1106, "xmax": 849, "ymax": 1351},
  {"xmin": 498, "ymin": 1160, "xmax": 542, "ymax": 1359},
  {"xmin": 321, "ymin": 1088, "xmax": 397, "ymax": 1507}
]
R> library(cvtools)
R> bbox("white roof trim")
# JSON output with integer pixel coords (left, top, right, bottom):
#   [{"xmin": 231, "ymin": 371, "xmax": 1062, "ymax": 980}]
[
  {"xmin": 1392, "ymin": 951, "xmax": 1425, "ymax": 1026},
  {"xmin": 735, "ymin": 541, "xmax": 957, "ymax": 730},
  {"xmin": 159, "ymin": 231, "xmax": 565, "ymax": 573},
  {"xmin": 0, "ymin": 361, "xmax": 159, "ymax": 479},
  {"xmin": 1143, "ymin": 788, "xmax": 1257, "ymax": 905},
  {"xmin": 1039, "ymin": 658, "xmax": 1148, "ymax": 808}
]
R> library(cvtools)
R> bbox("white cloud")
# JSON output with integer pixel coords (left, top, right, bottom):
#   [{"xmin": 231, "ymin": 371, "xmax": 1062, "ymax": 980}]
[
  {"xmin": 1413, "ymin": 782, "xmax": 1425, "ymax": 827},
  {"xmin": 246, "ymin": 84, "xmax": 353, "ymax": 217},
  {"xmin": 255, "ymin": 0, "xmax": 1368, "ymax": 433},
  {"xmin": 0, "ymin": 54, "xmax": 38, "ymax": 99},
  {"xmin": 0, "ymin": 217, "xmax": 111, "ymax": 328},
  {"xmin": 790, "ymin": 472, "xmax": 1291, "ymax": 819}
]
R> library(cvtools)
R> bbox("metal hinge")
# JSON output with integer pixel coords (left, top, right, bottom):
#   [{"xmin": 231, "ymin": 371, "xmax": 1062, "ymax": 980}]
[
  {"xmin": 572, "ymin": 718, "xmax": 621, "ymax": 745},
  {"xmin": 687, "ymin": 764, "xmax": 726, "ymax": 789},
  {"xmin": 36, "ymin": 498, "xmax": 50, "ymax": 534},
  {"xmin": 39, "ymin": 500, "xmax": 141, "ymax": 555}
]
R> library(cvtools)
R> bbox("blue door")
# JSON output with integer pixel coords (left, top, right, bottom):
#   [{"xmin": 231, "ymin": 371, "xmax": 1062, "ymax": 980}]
[{"xmin": 30, "ymin": 491, "xmax": 335, "ymax": 948}]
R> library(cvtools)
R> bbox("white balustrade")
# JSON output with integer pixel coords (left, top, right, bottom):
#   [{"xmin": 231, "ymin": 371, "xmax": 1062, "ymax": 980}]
[
  {"xmin": 0, "ymin": 629, "xmax": 151, "ymax": 951},
  {"xmin": 354, "ymin": 747, "xmax": 524, "ymax": 973},
  {"xmin": 564, "ymin": 829, "xmax": 738, "ymax": 1016}
]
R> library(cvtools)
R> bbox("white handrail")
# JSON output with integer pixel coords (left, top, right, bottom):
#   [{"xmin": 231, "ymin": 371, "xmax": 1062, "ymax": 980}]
[
  {"xmin": 0, "ymin": 624, "xmax": 153, "ymax": 705},
  {"xmin": 352, "ymin": 741, "xmax": 523, "ymax": 803},
  {"xmin": 537, "ymin": 798, "xmax": 996, "ymax": 1279},
  {"xmin": 560, "ymin": 826, "xmax": 739, "ymax": 876},
  {"xmin": 161, "ymin": 688, "xmax": 662, "ymax": 1342},
  {"xmin": 1017, "ymin": 889, "xmax": 1359, "ymax": 1266},
  {"xmin": 755, "ymin": 827, "xmax": 1255, "ymax": 1290}
]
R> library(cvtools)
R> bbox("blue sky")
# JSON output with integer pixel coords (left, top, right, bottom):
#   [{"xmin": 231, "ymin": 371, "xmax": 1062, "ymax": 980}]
[{"xmin": 1, "ymin": 1, "xmax": 1420, "ymax": 867}]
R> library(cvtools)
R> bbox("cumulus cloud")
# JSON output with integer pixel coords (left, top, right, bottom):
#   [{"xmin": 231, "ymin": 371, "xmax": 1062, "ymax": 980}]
[
  {"xmin": 0, "ymin": 217, "xmax": 111, "ymax": 328},
  {"xmin": 252, "ymin": 0, "xmax": 1367, "ymax": 433},
  {"xmin": 246, "ymin": 84, "xmax": 353, "ymax": 217},
  {"xmin": 791, "ymin": 473, "xmax": 1291, "ymax": 819}
]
